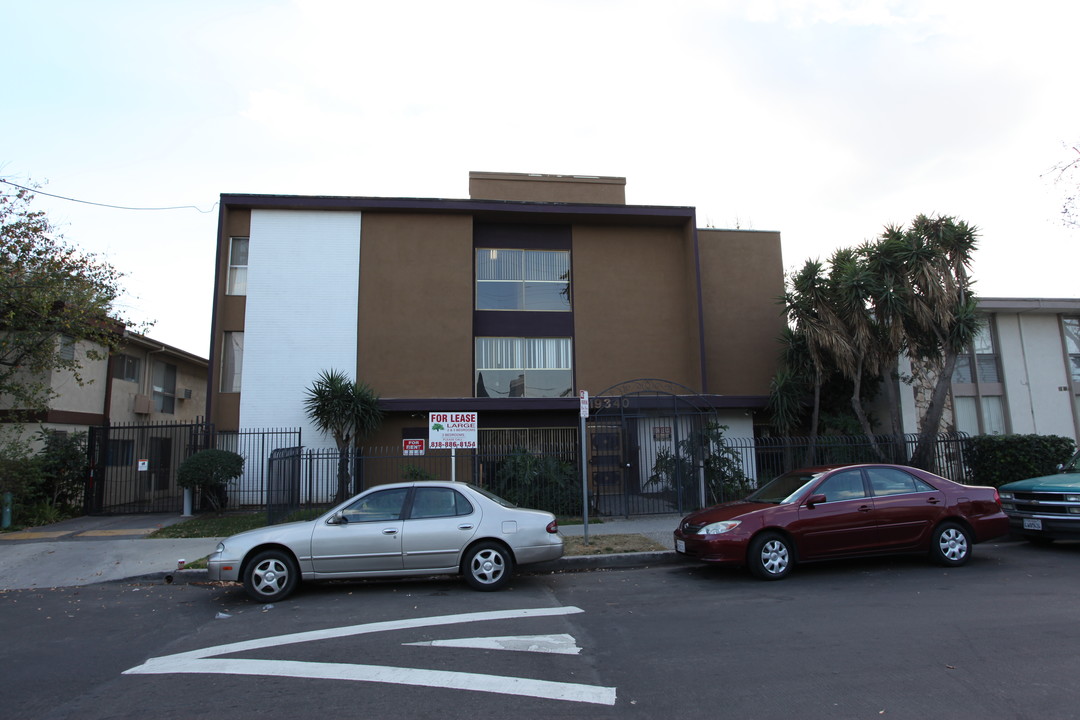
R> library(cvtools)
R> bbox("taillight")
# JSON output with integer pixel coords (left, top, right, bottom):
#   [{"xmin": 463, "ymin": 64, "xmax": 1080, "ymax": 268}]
[
  {"xmin": 546, "ymin": 520, "xmax": 559, "ymax": 534},
  {"xmin": 994, "ymin": 488, "xmax": 1001, "ymax": 505}
]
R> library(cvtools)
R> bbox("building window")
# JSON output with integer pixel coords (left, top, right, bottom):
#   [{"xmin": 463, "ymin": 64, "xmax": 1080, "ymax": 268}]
[
  {"xmin": 112, "ymin": 354, "xmax": 141, "ymax": 383},
  {"xmin": 1064, "ymin": 317, "xmax": 1080, "ymax": 383},
  {"xmin": 227, "ymin": 236, "xmax": 249, "ymax": 295},
  {"xmin": 220, "ymin": 332, "xmax": 244, "ymax": 393},
  {"xmin": 107, "ymin": 439, "xmax": 135, "ymax": 466},
  {"xmin": 475, "ymin": 337, "xmax": 573, "ymax": 398},
  {"xmin": 951, "ymin": 317, "xmax": 1005, "ymax": 435},
  {"xmin": 476, "ymin": 249, "xmax": 570, "ymax": 311},
  {"xmin": 153, "ymin": 361, "xmax": 177, "ymax": 414},
  {"xmin": 59, "ymin": 334, "xmax": 75, "ymax": 361}
]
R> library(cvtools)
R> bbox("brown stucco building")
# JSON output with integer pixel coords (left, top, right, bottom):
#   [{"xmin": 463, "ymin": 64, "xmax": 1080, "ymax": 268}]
[{"xmin": 207, "ymin": 172, "xmax": 785, "ymax": 453}]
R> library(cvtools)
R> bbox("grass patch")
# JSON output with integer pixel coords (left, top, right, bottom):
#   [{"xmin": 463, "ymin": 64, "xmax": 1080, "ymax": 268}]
[
  {"xmin": 150, "ymin": 512, "xmax": 266, "ymax": 539},
  {"xmin": 562, "ymin": 534, "xmax": 667, "ymax": 555}
]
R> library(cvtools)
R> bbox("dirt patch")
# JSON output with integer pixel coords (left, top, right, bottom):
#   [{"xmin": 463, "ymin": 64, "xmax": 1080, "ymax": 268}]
[{"xmin": 562, "ymin": 534, "xmax": 668, "ymax": 555}]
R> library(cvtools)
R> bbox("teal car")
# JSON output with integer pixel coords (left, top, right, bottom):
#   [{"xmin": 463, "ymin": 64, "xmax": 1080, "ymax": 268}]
[{"xmin": 998, "ymin": 451, "xmax": 1080, "ymax": 542}]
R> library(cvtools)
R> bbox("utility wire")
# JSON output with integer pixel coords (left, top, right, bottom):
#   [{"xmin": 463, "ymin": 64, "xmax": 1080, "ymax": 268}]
[{"xmin": 0, "ymin": 178, "xmax": 218, "ymax": 214}]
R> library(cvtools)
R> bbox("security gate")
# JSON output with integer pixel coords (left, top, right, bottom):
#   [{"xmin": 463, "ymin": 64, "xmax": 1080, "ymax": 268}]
[{"xmin": 585, "ymin": 379, "xmax": 723, "ymax": 517}]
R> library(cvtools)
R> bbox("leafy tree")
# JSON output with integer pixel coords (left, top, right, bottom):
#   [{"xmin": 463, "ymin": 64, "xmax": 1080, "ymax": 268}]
[
  {"xmin": 0, "ymin": 181, "xmax": 129, "ymax": 424},
  {"xmin": 303, "ymin": 369, "xmax": 383, "ymax": 502},
  {"xmin": 770, "ymin": 214, "xmax": 979, "ymax": 471},
  {"xmin": 177, "ymin": 449, "xmax": 244, "ymax": 513}
]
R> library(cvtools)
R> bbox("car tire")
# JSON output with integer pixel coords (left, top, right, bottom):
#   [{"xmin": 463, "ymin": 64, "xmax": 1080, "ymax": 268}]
[
  {"xmin": 462, "ymin": 541, "xmax": 513, "ymax": 591},
  {"xmin": 748, "ymin": 532, "xmax": 794, "ymax": 580},
  {"xmin": 243, "ymin": 549, "xmax": 299, "ymax": 602},
  {"xmin": 930, "ymin": 522, "xmax": 972, "ymax": 567}
]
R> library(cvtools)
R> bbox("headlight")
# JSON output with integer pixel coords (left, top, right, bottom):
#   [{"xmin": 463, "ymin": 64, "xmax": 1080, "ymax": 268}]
[
  {"xmin": 701, "ymin": 520, "xmax": 741, "ymax": 535},
  {"xmin": 999, "ymin": 492, "xmax": 1013, "ymax": 500},
  {"xmin": 1066, "ymin": 495, "xmax": 1080, "ymax": 503},
  {"xmin": 216, "ymin": 542, "xmax": 226, "ymax": 554},
  {"xmin": 1000, "ymin": 503, "xmax": 1015, "ymax": 511}
]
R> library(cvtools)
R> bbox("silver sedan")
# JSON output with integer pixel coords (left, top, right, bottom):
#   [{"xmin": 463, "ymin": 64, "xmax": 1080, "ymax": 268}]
[{"xmin": 207, "ymin": 481, "xmax": 564, "ymax": 601}]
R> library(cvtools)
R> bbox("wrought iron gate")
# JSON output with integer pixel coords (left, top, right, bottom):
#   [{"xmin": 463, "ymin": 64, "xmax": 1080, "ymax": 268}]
[{"xmin": 586, "ymin": 379, "xmax": 722, "ymax": 517}]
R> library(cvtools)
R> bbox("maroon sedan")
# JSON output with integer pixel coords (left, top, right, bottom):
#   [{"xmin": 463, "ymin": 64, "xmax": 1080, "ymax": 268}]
[{"xmin": 674, "ymin": 464, "xmax": 1009, "ymax": 580}]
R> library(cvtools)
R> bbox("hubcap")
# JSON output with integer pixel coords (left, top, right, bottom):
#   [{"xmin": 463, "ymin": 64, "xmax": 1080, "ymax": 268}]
[
  {"xmin": 939, "ymin": 529, "xmax": 968, "ymax": 561},
  {"xmin": 761, "ymin": 540, "xmax": 789, "ymax": 574},
  {"xmin": 471, "ymin": 549, "xmax": 505, "ymax": 584},
  {"xmin": 253, "ymin": 559, "xmax": 288, "ymax": 595}
]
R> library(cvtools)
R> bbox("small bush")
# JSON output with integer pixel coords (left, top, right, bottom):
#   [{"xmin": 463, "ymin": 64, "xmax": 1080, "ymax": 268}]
[
  {"xmin": 489, "ymin": 450, "xmax": 582, "ymax": 516},
  {"xmin": 177, "ymin": 450, "xmax": 244, "ymax": 513},
  {"xmin": 966, "ymin": 434, "xmax": 1076, "ymax": 487}
]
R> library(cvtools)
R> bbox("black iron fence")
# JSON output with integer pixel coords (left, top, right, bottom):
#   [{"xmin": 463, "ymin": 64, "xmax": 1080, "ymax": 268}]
[
  {"xmin": 256, "ymin": 432, "xmax": 972, "ymax": 523},
  {"xmin": 85, "ymin": 422, "xmax": 301, "ymax": 515},
  {"xmin": 86, "ymin": 423, "xmax": 972, "ymax": 520}
]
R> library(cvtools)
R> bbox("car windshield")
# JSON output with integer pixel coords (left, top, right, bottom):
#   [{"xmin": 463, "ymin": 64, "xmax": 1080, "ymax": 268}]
[
  {"xmin": 745, "ymin": 471, "xmax": 823, "ymax": 504},
  {"xmin": 464, "ymin": 483, "xmax": 518, "ymax": 508},
  {"xmin": 1065, "ymin": 452, "xmax": 1080, "ymax": 473}
]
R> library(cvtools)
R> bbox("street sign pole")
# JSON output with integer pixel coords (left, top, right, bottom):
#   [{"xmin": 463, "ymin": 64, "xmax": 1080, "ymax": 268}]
[{"xmin": 579, "ymin": 390, "xmax": 589, "ymax": 545}]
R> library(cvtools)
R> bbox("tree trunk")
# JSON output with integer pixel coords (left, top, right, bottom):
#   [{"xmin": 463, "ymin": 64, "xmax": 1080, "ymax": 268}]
[
  {"xmin": 335, "ymin": 445, "xmax": 351, "ymax": 503},
  {"xmin": 911, "ymin": 352, "xmax": 960, "ymax": 471},
  {"xmin": 849, "ymin": 362, "xmax": 884, "ymax": 460}
]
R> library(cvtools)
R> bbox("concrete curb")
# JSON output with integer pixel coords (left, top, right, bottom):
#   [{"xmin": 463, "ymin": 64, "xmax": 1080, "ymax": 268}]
[{"xmin": 115, "ymin": 551, "xmax": 687, "ymax": 588}]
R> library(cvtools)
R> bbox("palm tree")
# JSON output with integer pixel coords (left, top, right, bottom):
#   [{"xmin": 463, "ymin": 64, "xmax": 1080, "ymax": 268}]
[{"xmin": 303, "ymin": 369, "xmax": 383, "ymax": 502}]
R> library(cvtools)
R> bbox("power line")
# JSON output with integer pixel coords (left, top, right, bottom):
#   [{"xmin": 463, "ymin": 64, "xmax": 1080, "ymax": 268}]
[{"xmin": 0, "ymin": 178, "xmax": 218, "ymax": 214}]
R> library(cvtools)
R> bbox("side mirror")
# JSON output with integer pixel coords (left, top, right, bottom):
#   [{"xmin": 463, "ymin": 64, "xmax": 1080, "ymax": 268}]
[
  {"xmin": 1057, "ymin": 463, "xmax": 1065, "ymax": 473},
  {"xmin": 805, "ymin": 494, "xmax": 827, "ymax": 508},
  {"xmin": 327, "ymin": 511, "xmax": 348, "ymax": 525}
]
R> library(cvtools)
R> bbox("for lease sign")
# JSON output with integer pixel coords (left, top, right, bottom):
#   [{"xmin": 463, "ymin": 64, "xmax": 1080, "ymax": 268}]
[{"xmin": 429, "ymin": 412, "xmax": 478, "ymax": 450}]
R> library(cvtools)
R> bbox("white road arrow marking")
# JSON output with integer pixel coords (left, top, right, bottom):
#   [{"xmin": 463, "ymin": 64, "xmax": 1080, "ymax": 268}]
[
  {"xmin": 404, "ymin": 633, "xmax": 582, "ymax": 655},
  {"xmin": 124, "ymin": 606, "xmax": 616, "ymax": 706}
]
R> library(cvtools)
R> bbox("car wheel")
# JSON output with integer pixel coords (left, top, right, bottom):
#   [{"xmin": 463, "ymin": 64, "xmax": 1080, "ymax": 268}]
[
  {"xmin": 748, "ymin": 532, "xmax": 794, "ymax": 580},
  {"xmin": 462, "ymin": 542, "xmax": 513, "ymax": 591},
  {"xmin": 930, "ymin": 522, "xmax": 972, "ymax": 567},
  {"xmin": 243, "ymin": 549, "xmax": 299, "ymax": 602}
]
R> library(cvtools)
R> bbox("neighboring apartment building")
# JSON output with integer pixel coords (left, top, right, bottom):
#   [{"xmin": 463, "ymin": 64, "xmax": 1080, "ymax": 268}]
[
  {"xmin": 207, "ymin": 172, "xmax": 786, "ymax": 475},
  {"xmin": 1, "ymin": 331, "xmax": 208, "ymax": 442},
  {"xmin": 897, "ymin": 298, "xmax": 1080, "ymax": 444}
]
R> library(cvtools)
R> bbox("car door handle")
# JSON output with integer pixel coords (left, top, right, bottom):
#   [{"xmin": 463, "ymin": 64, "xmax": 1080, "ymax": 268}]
[
  {"xmin": 458, "ymin": 523, "xmax": 474, "ymax": 530},
  {"xmin": 927, "ymin": 497, "xmax": 941, "ymax": 505},
  {"xmin": 382, "ymin": 528, "xmax": 399, "ymax": 535},
  {"xmin": 858, "ymin": 505, "xmax": 872, "ymax": 512}
]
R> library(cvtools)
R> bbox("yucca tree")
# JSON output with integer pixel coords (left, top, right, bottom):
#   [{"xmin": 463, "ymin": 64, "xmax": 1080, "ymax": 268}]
[
  {"xmin": 303, "ymin": 369, "xmax": 383, "ymax": 502},
  {"xmin": 892, "ymin": 215, "xmax": 980, "ymax": 469}
]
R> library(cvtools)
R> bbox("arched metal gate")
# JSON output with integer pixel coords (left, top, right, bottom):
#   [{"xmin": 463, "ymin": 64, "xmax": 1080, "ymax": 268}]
[{"xmin": 585, "ymin": 379, "xmax": 721, "ymax": 517}]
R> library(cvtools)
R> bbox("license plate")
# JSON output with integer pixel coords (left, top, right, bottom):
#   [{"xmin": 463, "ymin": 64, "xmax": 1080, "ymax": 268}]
[
  {"xmin": 1023, "ymin": 518, "xmax": 1043, "ymax": 531},
  {"xmin": 676, "ymin": 539, "xmax": 686, "ymax": 553}
]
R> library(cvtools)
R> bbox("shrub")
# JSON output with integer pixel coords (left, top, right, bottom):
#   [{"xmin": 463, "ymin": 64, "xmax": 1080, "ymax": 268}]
[
  {"xmin": 489, "ymin": 450, "xmax": 582, "ymax": 516},
  {"xmin": 177, "ymin": 449, "xmax": 244, "ymax": 513},
  {"xmin": 966, "ymin": 434, "xmax": 1076, "ymax": 487}
]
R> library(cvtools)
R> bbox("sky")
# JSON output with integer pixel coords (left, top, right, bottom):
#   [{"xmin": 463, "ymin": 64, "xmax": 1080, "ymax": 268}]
[{"xmin": 3, "ymin": 0, "xmax": 1078, "ymax": 359}]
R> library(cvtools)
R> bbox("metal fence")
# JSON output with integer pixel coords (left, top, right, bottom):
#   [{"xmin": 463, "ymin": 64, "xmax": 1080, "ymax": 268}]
[
  {"xmin": 85, "ymin": 422, "xmax": 301, "ymax": 515},
  {"xmin": 256, "ymin": 432, "xmax": 972, "ymax": 522}
]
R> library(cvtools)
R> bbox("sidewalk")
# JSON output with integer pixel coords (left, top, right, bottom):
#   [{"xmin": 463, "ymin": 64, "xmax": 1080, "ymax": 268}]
[
  {"xmin": 0, "ymin": 513, "xmax": 683, "ymax": 592},
  {"xmin": 0, "ymin": 515, "xmax": 222, "ymax": 591}
]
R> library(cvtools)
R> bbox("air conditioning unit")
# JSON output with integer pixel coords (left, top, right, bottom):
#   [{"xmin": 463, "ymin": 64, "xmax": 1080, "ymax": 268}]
[
  {"xmin": 134, "ymin": 394, "xmax": 152, "ymax": 414},
  {"xmin": 180, "ymin": 388, "xmax": 193, "ymax": 400}
]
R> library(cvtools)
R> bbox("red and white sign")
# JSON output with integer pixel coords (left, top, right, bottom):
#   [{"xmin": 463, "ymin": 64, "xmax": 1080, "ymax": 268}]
[
  {"xmin": 403, "ymin": 439, "xmax": 425, "ymax": 456},
  {"xmin": 429, "ymin": 412, "xmax": 478, "ymax": 450},
  {"xmin": 579, "ymin": 390, "xmax": 589, "ymax": 419}
]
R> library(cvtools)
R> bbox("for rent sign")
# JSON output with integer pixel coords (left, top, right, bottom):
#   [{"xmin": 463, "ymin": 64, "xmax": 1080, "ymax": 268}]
[{"xmin": 428, "ymin": 412, "xmax": 478, "ymax": 450}]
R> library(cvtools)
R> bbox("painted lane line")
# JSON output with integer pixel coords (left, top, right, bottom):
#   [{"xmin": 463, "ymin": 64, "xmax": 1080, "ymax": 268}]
[
  {"xmin": 404, "ymin": 634, "xmax": 582, "ymax": 655},
  {"xmin": 132, "ymin": 605, "xmax": 584, "ymax": 663},
  {"xmin": 125, "ymin": 658, "xmax": 616, "ymax": 706},
  {"xmin": 123, "ymin": 605, "xmax": 616, "ymax": 705}
]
